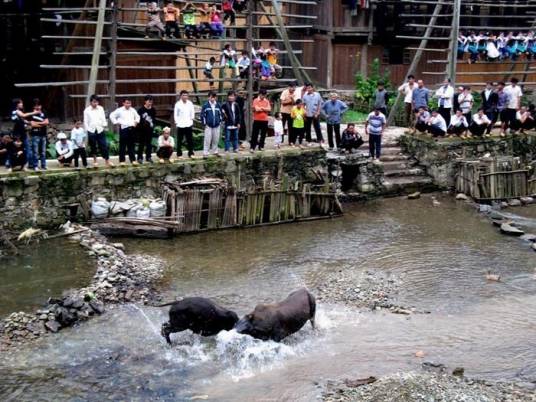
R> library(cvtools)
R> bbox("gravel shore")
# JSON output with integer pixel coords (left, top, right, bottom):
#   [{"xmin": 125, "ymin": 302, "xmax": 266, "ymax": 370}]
[{"xmin": 323, "ymin": 372, "xmax": 536, "ymax": 402}]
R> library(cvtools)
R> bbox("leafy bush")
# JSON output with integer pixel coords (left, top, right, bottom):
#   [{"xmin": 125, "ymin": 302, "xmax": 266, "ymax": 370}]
[{"xmin": 354, "ymin": 58, "xmax": 391, "ymax": 113}]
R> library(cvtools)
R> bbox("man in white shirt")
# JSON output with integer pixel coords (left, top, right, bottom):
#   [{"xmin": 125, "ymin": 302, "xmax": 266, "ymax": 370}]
[
  {"xmin": 110, "ymin": 98, "xmax": 140, "ymax": 166},
  {"xmin": 447, "ymin": 109, "xmax": 469, "ymax": 137},
  {"xmin": 83, "ymin": 94, "xmax": 113, "ymax": 168},
  {"xmin": 398, "ymin": 74, "xmax": 416, "ymax": 127},
  {"xmin": 174, "ymin": 90, "xmax": 196, "ymax": 158},
  {"xmin": 470, "ymin": 108, "xmax": 492, "ymax": 137},
  {"xmin": 426, "ymin": 110, "xmax": 447, "ymax": 137},
  {"xmin": 503, "ymin": 77, "xmax": 523, "ymax": 134},
  {"xmin": 55, "ymin": 132, "xmax": 74, "ymax": 167},
  {"xmin": 435, "ymin": 78, "xmax": 454, "ymax": 126}
]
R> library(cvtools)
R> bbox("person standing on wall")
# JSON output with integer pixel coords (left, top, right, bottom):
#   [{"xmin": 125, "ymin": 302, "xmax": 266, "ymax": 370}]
[
  {"xmin": 71, "ymin": 120, "xmax": 88, "ymax": 169},
  {"xmin": 503, "ymin": 77, "xmax": 523, "ymax": 137},
  {"xmin": 201, "ymin": 92, "xmax": 223, "ymax": 158},
  {"xmin": 302, "ymin": 83, "xmax": 324, "ymax": 145},
  {"xmin": 365, "ymin": 107, "xmax": 386, "ymax": 163},
  {"xmin": 110, "ymin": 98, "xmax": 140, "ymax": 166},
  {"xmin": 11, "ymin": 98, "xmax": 36, "ymax": 169},
  {"xmin": 83, "ymin": 95, "xmax": 113, "ymax": 168},
  {"xmin": 481, "ymin": 82, "xmax": 499, "ymax": 135},
  {"xmin": 280, "ymin": 82, "xmax": 298, "ymax": 144},
  {"xmin": 457, "ymin": 86, "xmax": 474, "ymax": 126},
  {"xmin": 236, "ymin": 90, "xmax": 247, "ymax": 149},
  {"xmin": 222, "ymin": 91, "xmax": 242, "ymax": 153},
  {"xmin": 29, "ymin": 98, "xmax": 49, "ymax": 171},
  {"xmin": 137, "ymin": 95, "xmax": 156, "ymax": 164},
  {"xmin": 174, "ymin": 90, "xmax": 196, "ymax": 158},
  {"xmin": 397, "ymin": 75, "xmax": 416, "ymax": 128},
  {"xmin": 373, "ymin": 81, "xmax": 389, "ymax": 115},
  {"xmin": 435, "ymin": 78, "xmax": 454, "ymax": 127},
  {"xmin": 412, "ymin": 80, "xmax": 430, "ymax": 129},
  {"xmin": 250, "ymin": 88, "xmax": 271, "ymax": 152},
  {"xmin": 321, "ymin": 92, "xmax": 349, "ymax": 150}
]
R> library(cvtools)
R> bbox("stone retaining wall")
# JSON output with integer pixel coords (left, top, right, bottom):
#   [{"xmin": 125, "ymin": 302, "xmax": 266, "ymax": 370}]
[
  {"xmin": 0, "ymin": 149, "xmax": 327, "ymax": 230},
  {"xmin": 399, "ymin": 133, "xmax": 536, "ymax": 188}
]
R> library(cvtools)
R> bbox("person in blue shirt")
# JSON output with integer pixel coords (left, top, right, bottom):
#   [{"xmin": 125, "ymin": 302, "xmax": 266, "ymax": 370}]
[
  {"xmin": 365, "ymin": 108, "xmax": 387, "ymax": 162},
  {"xmin": 200, "ymin": 92, "xmax": 223, "ymax": 157},
  {"xmin": 321, "ymin": 92, "xmax": 348, "ymax": 150},
  {"xmin": 412, "ymin": 80, "xmax": 430, "ymax": 112}
]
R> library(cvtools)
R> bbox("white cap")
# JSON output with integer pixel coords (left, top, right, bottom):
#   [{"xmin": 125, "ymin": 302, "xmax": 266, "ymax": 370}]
[{"xmin": 57, "ymin": 132, "xmax": 67, "ymax": 140}]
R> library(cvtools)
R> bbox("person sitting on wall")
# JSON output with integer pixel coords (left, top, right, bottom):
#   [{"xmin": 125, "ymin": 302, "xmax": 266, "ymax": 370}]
[
  {"xmin": 56, "ymin": 132, "xmax": 74, "ymax": 167},
  {"xmin": 237, "ymin": 50, "xmax": 251, "ymax": 79},
  {"xmin": 340, "ymin": 123, "xmax": 364, "ymax": 154},
  {"xmin": 222, "ymin": 0, "xmax": 236, "ymax": 25},
  {"xmin": 0, "ymin": 133, "xmax": 12, "ymax": 169},
  {"xmin": 8, "ymin": 136, "xmax": 26, "ymax": 172},
  {"xmin": 447, "ymin": 109, "xmax": 469, "ymax": 138},
  {"xmin": 426, "ymin": 110, "xmax": 447, "ymax": 138},
  {"xmin": 182, "ymin": 2, "xmax": 198, "ymax": 38},
  {"xmin": 266, "ymin": 42, "xmax": 282, "ymax": 78},
  {"xmin": 157, "ymin": 127, "xmax": 175, "ymax": 163},
  {"xmin": 414, "ymin": 107, "xmax": 431, "ymax": 134},
  {"xmin": 469, "ymin": 108, "xmax": 492, "ymax": 137},
  {"xmin": 513, "ymin": 105, "xmax": 535, "ymax": 134}
]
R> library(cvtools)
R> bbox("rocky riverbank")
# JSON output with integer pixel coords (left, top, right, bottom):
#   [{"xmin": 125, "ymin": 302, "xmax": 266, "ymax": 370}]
[
  {"xmin": 0, "ymin": 225, "xmax": 165, "ymax": 350},
  {"xmin": 315, "ymin": 269, "xmax": 420, "ymax": 315},
  {"xmin": 323, "ymin": 371, "xmax": 536, "ymax": 402}
]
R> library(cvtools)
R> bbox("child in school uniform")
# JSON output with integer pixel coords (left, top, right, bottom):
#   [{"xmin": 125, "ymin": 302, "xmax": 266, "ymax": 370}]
[{"xmin": 273, "ymin": 112, "xmax": 284, "ymax": 149}]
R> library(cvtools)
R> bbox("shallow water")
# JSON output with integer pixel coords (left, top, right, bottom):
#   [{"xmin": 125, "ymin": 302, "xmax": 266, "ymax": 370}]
[
  {"xmin": 1, "ymin": 195, "xmax": 536, "ymax": 401},
  {"xmin": 0, "ymin": 239, "xmax": 95, "ymax": 317}
]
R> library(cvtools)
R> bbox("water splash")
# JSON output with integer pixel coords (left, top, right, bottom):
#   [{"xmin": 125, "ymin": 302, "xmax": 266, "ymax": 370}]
[{"xmin": 128, "ymin": 304, "xmax": 162, "ymax": 339}]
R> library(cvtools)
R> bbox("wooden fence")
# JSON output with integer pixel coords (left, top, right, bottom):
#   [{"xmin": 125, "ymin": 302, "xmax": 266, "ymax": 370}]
[
  {"xmin": 162, "ymin": 177, "xmax": 342, "ymax": 233},
  {"xmin": 456, "ymin": 157, "xmax": 530, "ymax": 201}
]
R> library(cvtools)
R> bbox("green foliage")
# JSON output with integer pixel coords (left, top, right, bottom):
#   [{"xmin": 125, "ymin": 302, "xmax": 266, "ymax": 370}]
[
  {"xmin": 46, "ymin": 143, "xmax": 56, "ymax": 159},
  {"xmin": 105, "ymin": 131, "xmax": 119, "ymax": 155},
  {"xmin": 342, "ymin": 110, "xmax": 368, "ymax": 124},
  {"xmin": 354, "ymin": 58, "xmax": 391, "ymax": 113}
]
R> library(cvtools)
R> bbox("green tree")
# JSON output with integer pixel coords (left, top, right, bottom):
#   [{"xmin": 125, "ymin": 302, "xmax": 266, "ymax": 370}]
[{"xmin": 354, "ymin": 58, "xmax": 391, "ymax": 112}]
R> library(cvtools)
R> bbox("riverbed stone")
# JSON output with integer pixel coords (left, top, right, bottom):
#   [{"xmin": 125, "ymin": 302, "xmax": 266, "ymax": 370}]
[
  {"xmin": 407, "ymin": 192, "xmax": 421, "ymax": 199},
  {"xmin": 44, "ymin": 320, "xmax": 60, "ymax": 333},
  {"xmin": 508, "ymin": 199, "xmax": 522, "ymax": 207},
  {"xmin": 455, "ymin": 193, "xmax": 469, "ymax": 201},
  {"xmin": 520, "ymin": 196, "xmax": 534, "ymax": 205},
  {"xmin": 520, "ymin": 234, "xmax": 536, "ymax": 242}
]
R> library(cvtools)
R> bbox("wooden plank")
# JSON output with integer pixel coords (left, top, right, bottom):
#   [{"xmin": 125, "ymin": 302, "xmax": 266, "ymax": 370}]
[{"xmin": 87, "ymin": 0, "xmax": 107, "ymax": 105}]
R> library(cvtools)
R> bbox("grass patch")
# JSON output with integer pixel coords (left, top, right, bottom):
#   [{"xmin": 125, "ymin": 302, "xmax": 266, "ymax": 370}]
[{"xmin": 342, "ymin": 110, "xmax": 368, "ymax": 124}]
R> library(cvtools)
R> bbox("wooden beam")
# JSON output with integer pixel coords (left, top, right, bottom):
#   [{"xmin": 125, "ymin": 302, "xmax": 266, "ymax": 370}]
[
  {"xmin": 387, "ymin": 1, "xmax": 444, "ymax": 125},
  {"xmin": 87, "ymin": 0, "xmax": 107, "ymax": 105},
  {"xmin": 448, "ymin": 0, "xmax": 461, "ymax": 83},
  {"xmin": 109, "ymin": 0, "xmax": 119, "ymax": 110},
  {"xmin": 270, "ymin": 0, "xmax": 304, "ymax": 84}
]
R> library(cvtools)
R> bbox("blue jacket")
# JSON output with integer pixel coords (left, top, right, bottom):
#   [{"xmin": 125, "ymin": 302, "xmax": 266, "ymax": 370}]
[
  {"xmin": 321, "ymin": 99, "xmax": 349, "ymax": 124},
  {"xmin": 201, "ymin": 101, "xmax": 223, "ymax": 128}
]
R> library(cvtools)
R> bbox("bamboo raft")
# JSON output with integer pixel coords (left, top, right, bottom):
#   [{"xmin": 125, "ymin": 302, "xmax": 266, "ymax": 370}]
[
  {"xmin": 456, "ymin": 157, "xmax": 531, "ymax": 201},
  {"xmin": 92, "ymin": 177, "xmax": 343, "ymax": 238}
]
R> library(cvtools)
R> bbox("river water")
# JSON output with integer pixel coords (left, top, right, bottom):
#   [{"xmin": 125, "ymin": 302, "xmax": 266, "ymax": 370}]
[{"xmin": 1, "ymin": 195, "xmax": 536, "ymax": 401}]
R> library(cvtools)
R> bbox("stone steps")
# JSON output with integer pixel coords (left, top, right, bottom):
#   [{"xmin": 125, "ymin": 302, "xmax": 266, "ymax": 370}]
[
  {"xmin": 380, "ymin": 154, "xmax": 411, "ymax": 162},
  {"xmin": 382, "ymin": 176, "xmax": 436, "ymax": 195},
  {"xmin": 381, "ymin": 160, "xmax": 418, "ymax": 170},
  {"xmin": 383, "ymin": 167, "xmax": 426, "ymax": 178}
]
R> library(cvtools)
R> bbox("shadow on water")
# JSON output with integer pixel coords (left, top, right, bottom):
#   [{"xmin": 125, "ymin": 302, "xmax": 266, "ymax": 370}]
[{"xmin": 2, "ymin": 195, "xmax": 536, "ymax": 401}]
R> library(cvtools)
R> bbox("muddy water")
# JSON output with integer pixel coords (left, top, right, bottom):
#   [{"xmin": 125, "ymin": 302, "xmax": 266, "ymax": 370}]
[
  {"xmin": 1, "ymin": 195, "xmax": 536, "ymax": 401},
  {"xmin": 0, "ymin": 239, "xmax": 95, "ymax": 317}
]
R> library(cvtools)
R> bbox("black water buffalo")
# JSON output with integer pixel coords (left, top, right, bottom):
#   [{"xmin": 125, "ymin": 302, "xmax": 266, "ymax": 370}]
[
  {"xmin": 234, "ymin": 288, "xmax": 316, "ymax": 342},
  {"xmin": 159, "ymin": 297, "xmax": 239, "ymax": 344}
]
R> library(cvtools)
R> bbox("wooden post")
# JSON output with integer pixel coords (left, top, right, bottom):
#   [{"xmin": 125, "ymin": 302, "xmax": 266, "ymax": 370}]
[
  {"xmin": 246, "ymin": 0, "xmax": 255, "ymax": 142},
  {"xmin": 270, "ymin": 0, "xmax": 305, "ymax": 84},
  {"xmin": 86, "ymin": 0, "xmax": 107, "ymax": 105},
  {"xmin": 108, "ymin": 0, "xmax": 119, "ymax": 110},
  {"xmin": 387, "ymin": 1, "xmax": 444, "ymax": 126},
  {"xmin": 448, "ymin": 0, "xmax": 461, "ymax": 83}
]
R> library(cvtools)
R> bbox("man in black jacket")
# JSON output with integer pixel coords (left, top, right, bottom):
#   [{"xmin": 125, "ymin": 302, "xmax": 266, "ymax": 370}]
[
  {"xmin": 137, "ymin": 95, "xmax": 156, "ymax": 163},
  {"xmin": 481, "ymin": 82, "xmax": 499, "ymax": 135},
  {"xmin": 222, "ymin": 91, "xmax": 242, "ymax": 153}
]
